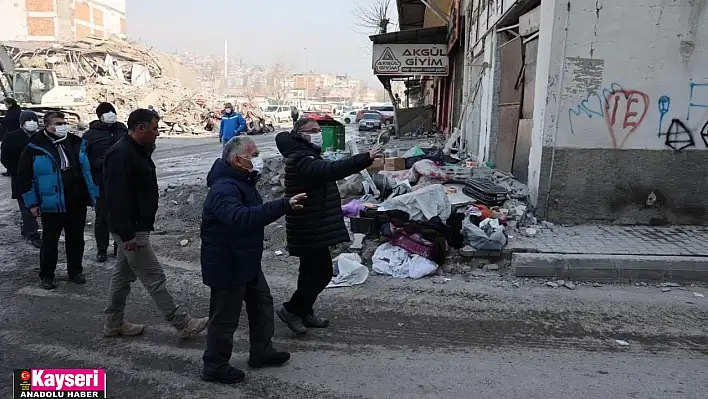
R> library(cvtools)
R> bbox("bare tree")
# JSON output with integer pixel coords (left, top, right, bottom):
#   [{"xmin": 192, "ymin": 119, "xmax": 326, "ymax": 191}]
[
  {"xmin": 354, "ymin": 0, "xmax": 394, "ymax": 34},
  {"xmin": 266, "ymin": 61, "xmax": 292, "ymax": 105}
]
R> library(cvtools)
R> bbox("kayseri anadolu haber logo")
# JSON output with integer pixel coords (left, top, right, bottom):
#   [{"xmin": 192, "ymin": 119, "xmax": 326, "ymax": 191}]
[{"xmin": 14, "ymin": 369, "xmax": 107, "ymax": 398}]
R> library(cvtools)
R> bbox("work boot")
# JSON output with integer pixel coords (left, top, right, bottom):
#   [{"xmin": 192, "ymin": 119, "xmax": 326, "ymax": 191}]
[
  {"xmin": 40, "ymin": 277, "xmax": 57, "ymax": 290},
  {"xmin": 200, "ymin": 366, "xmax": 245, "ymax": 384},
  {"xmin": 303, "ymin": 314, "xmax": 330, "ymax": 328},
  {"xmin": 30, "ymin": 237, "xmax": 42, "ymax": 249},
  {"xmin": 69, "ymin": 273, "xmax": 86, "ymax": 284},
  {"xmin": 178, "ymin": 316, "xmax": 208, "ymax": 339},
  {"xmin": 276, "ymin": 306, "xmax": 307, "ymax": 336},
  {"xmin": 96, "ymin": 251, "xmax": 107, "ymax": 262},
  {"xmin": 248, "ymin": 351, "xmax": 291, "ymax": 369},
  {"xmin": 104, "ymin": 321, "xmax": 146, "ymax": 337}
]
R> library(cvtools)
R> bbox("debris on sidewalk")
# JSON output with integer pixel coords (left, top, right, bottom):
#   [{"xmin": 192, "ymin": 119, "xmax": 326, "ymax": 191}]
[{"xmin": 614, "ymin": 339, "xmax": 630, "ymax": 346}]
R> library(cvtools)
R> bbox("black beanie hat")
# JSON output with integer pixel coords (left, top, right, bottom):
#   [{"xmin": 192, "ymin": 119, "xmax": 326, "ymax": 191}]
[{"xmin": 96, "ymin": 102, "xmax": 116, "ymax": 118}]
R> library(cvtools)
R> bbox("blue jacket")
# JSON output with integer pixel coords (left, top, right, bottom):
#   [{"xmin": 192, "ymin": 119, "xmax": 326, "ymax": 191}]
[
  {"xmin": 219, "ymin": 112, "xmax": 247, "ymax": 143},
  {"xmin": 17, "ymin": 131, "xmax": 99, "ymax": 213},
  {"xmin": 200, "ymin": 159, "xmax": 289, "ymax": 288}
]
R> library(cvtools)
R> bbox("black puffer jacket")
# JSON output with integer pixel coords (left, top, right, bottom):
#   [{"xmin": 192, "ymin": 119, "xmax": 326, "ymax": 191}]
[
  {"xmin": 82, "ymin": 120, "xmax": 128, "ymax": 188},
  {"xmin": 275, "ymin": 132, "xmax": 373, "ymax": 256}
]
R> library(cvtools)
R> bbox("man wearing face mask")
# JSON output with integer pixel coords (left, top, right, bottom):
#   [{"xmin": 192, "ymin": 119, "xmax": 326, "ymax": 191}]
[
  {"xmin": 274, "ymin": 118, "xmax": 383, "ymax": 335},
  {"xmin": 1, "ymin": 110, "xmax": 43, "ymax": 248},
  {"xmin": 103, "ymin": 108, "xmax": 208, "ymax": 339},
  {"xmin": 219, "ymin": 103, "xmax": 247, "ymax": 149},
  {"xmin": 83, "ymin": 102, "xmax": 128, "ymax": 262},
  {"xmin": 200, "ymin": 136, "xmax": 307, "ymax": 383},
  {"xmin": 17, "ymin": 111, "xmax": 99, "ymax": 289}
]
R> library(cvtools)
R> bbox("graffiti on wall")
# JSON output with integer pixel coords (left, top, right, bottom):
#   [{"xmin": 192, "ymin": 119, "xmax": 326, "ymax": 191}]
[
  {"xmin": 568, "ymin": 83, "xmax": 649, "ymax": 148},
  {"xmin": 657, "ymin": 81, "xmax": 708, "ymax": 152},
  {"xmin": 568, "ymin": 80, "xmax": 708, "ymax": 151}
]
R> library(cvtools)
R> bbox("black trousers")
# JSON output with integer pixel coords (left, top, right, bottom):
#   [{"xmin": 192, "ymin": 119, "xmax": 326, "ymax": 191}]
[
  {"xmin": 284, "ymin": 247, "xmax": 333, "ymax": 317},
  {"xmin": 17, "ymin": 197, "xmax": 40, "ymax": 239},
  {"xmin": 39, "ymin": 207, "xmax": 87, "ymax": 279},
  {"xmin": 94, "ymin": 190, "xmax": 109, "ymax": 253},
  {"xmin": 202, "ymin": 271, "xmax": 275, "ymax": 372}
]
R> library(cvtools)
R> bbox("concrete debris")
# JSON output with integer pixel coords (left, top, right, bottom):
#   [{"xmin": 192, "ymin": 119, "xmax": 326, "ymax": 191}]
[
  {"xmin": 483, "ymin": 264, "xmax": 499, "ymax": 271},
  {"xmin": 693, "ymin": 292, "xmax": 704, "ymax": 298},
  {"xmin": 179, "ymin": 239, "xmax": 189, "ymax": 247},
  {"xmin": 661, "ymin": 288, "xmax": 671, "ymax": 292},
  {"xmin": 546, "ymin": 281, "xmax": 559, "ymax": 288},
  {"xmin": 563, "ymin": 282, "xmax": 576, "ymax": 290},
  {"xmin": 523, "ymin": 228, "xmax": 537, "ymax": 237},
  {"xmin": 614, "ymin": 339, "xmax": 630, "ymax": 346},
  {"xmin": 593, "ymin": 283, "xmax": 603, "ymax": 287},
  {"xmin": 275, "ymin": 250, "xmax": 284, "ymax": 256},
  {"xmin": 660, "ymin": 282, "xmax": 680, "ymax": 288}
]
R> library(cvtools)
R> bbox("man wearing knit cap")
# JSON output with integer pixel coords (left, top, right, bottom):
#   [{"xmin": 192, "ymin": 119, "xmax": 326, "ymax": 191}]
[
  {"xmin": 83, "ymin": 102, "xmax": 128, "ymax": 262},
  {"xmin": 1, "ymin": 110, "xmax": 43, "ymax": 248}
]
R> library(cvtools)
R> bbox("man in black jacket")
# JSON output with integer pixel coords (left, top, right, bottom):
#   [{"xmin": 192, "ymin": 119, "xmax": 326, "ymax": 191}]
[
  {"xmin": 2, "ymin": 97, "xmax": 22, "ymax": 139},
  {"xmin": 274, "ymin": 118, "xmax": 382, "ymax": 335},
  {"xmin": 1, "ymin": 110, "xmax": 42, "ymax": 247},
  {"xmin": 83, "ymin": 102, "xmax": 128, "ymax": 262},
  {"xmin": 103, "ymin": 108, "xmax": 208, "ymax": 339},
  {"xmin": 200, "ymin": 136, "xmax": 307, "ymax": 384}
]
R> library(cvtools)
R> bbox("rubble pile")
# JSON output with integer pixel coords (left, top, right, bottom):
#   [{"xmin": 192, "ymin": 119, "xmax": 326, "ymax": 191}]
[{"xmin": 5, "ymin": 36, "xmax": 221, "ymax": 134}]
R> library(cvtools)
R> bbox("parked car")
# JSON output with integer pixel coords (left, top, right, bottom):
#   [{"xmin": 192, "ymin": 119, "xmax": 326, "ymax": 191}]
[
  {"xmin": 358, "ymin": 112, "xmax": 383, "ymax": 131},
  {"xmin": 356, "ymin": 109, "xmax": 393, "ymax": 124},
  {"xmin": 343, "ymin": 110, "xmax": 358, "ymax": 123},
  {"xmin": 263, "ymin": 105, "xmax": 292, "ymax": 123}
]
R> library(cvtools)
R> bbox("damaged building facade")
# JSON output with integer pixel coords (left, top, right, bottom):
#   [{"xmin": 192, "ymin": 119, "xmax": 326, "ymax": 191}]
[
  {"xmin": 391, "ymin": 0, "xmax": 708, "ymax": 225},
  {"xmin": 0, "ymin": 0, "xmax": 126, "ymax": 43}
]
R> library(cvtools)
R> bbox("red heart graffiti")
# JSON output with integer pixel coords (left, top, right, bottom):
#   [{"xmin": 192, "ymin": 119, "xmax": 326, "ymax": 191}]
[{"xmin": 604, "ymin": 90, "xmax": 650, "ymax": 149}]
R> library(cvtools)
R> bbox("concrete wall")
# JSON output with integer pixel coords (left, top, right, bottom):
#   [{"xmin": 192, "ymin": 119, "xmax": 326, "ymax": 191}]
[{"xmin": 532, "ymin": 0, "xmax": 708, "ymax": 225}]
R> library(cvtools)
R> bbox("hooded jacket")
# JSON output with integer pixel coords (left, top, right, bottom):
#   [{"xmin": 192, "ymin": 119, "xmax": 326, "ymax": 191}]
[
  {"xmin": 1, "ymin": 104, "xmax": 22, "ymax": 134},
  {"xmin": 219, "ymin": 112, "xmax": 247, "ymax": 143},
  {"xmin": 16, "ymin": 130, "xmax": 98, "ymax": 212},
  {"xmin": 82, "ymin": 119, "xmax": 128, "ymax": 188},
  {"xmin": 200, "ymin": 158, "xmax": 290, "ymax": 288},
  {"xmin": 2, "ymin": 111, "xmax": 39, "ymax": 198},
  {"xmin": 275, "ymin": 131, "xmax": 373, "ymax": 256}
]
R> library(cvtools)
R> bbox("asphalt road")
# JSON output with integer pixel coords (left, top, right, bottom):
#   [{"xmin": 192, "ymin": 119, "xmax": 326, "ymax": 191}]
[{"xmin": 0, "ymin": 132, "xmax": 707, "ymax": 398}]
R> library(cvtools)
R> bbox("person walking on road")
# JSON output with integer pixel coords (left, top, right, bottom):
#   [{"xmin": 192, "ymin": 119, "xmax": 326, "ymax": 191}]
[
  {"xmin": 82, "ymin": 102, "xmax": 128, "ymax": 262},
  {"xmin": 2, "ymin": 97, "xmax": 22, "ymax": 141},
  {"xmin": 200, "ymin": 136, "xmax": 307, "ymax": 383},
  {"xmin": 17, "ymin": 111, "xmax": 99, "ymax": 289},
  {"xmin": 103, "ymin": 108, "xmax": 208, "ymax": 339},
  {"xmin": 219, "ymin": 103, "xmax": 246, "ymax": 149},
  {"xmin": 274, "ymin": 118, "xmax": 383, "ymax": 335},
  {"xmin": 1, "ymin": 110, "xmax": 43, "ymax": 248}
]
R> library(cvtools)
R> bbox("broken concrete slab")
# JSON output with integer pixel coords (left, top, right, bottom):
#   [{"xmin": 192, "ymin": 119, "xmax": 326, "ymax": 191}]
[{"xmin": 512, "ymin": 253, "xmax": 708, "ymax": 282}]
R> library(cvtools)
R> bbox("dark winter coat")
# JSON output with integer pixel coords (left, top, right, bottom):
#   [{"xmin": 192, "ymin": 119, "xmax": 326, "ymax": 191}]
[
  {"xmin": 200, "ymin": 159, "xmax": 290, "ymax": 288},
  {"xmin": 1, "ymin": 105, "xmax": 22, "ymax": 134},
  {"xmin": 275, "ymin": 131, "xmax": 373, "ymax": 256},
  {"xmin": 82, "ymin": 120, "xmax": 128, "ymax": 188},
  {"xmin": 2, "ymin": 128, "xmax": 33, "ymax": 198},
  {"xmin": 16, "ymin": 131, "xmax": 98, "ymax": 212},
  {"xmin": 103, "ymin": 135, "xmax": 159, "ymax": 242}
]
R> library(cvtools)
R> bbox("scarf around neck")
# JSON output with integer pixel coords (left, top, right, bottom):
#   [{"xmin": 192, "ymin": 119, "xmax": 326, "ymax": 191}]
[{"xmin": 44, "ymin": 131, "xmax": 71, "ymax": 171}]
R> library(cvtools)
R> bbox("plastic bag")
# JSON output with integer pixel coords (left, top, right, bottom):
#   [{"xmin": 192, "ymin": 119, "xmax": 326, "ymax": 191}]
[
  {"xmin": 327, "ymin": 253, "xmax": 369, "ymax": 288},
  {"xmin": 462, "ymin": 217, "xmax": 507, "ymax": 251},
  {"xmin": 372, "ymin": 243, "xmax": 437, "ymax": 279}
]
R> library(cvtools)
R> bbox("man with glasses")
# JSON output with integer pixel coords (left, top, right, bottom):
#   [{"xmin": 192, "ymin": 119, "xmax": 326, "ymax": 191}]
[
  {"xmin": 102, "ymin": 108, "xmax": 208, "ymax": 339},
  {"xmin": 17, "ymin": 111, "xmax": 99, "ymax": 289},
  {"xmin": 274, "ymin": 118, "xmax": 383, "ymax": 335}
]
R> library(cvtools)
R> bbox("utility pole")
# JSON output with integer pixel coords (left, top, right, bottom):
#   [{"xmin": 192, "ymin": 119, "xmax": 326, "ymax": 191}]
[{"xmin": 224, "ymin": 37, "xmax": 228, "ymax": 89}]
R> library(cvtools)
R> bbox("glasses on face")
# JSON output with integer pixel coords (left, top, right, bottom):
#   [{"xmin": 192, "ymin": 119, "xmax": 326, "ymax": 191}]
[{"xmin": 299, "ymin": 128, "xmax": 322, "ymax": 134}]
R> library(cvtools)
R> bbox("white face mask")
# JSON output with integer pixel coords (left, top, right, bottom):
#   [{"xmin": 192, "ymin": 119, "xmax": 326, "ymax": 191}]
[
  {"xmin": 251, "ymin": 156, "xmax": 264, "ymax": 172},
  {"xmin": 101, "ymin": 112, "xmax": 117, "ymax": 124},
  {"xmin": 308, "ymin": 133, "xmax": 323, "ymax": 147},
  {"xmin": 23, "ymin": 121, "xmax": 38, "ymax": 132},
  {"xmin": 53, "ymin": 125, "xmax": 68, "ymax": 137}
]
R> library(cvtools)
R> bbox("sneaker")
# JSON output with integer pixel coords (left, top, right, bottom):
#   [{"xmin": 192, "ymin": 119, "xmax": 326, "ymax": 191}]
[
  {"xmin": 303, "ymin": 314, "xmax": 330, "ymax": 328},
  {"xmin": 96, "ymin": 252, "xmax": 107, "ymax": 262},
  {"xmin": 69, "ymin": 273, "xmax": 86, "ymax": 284},
  {"xmin": 276, "ymin": 306, "xmax": 307, "ymax": 336},
  {"xmin": 40, "ymin": 278, "xmax": 57, "ymax": 290},
  {"xmin": 200, "ymin": 366, "xmax": 245, "ymax": 384},
  {"xmin": 178, "ymin": 316, "xmax": 208, "ymax": 339},
  {"xmin": 104, "ymin": 321, "xmax": 146, "ymax": 337},
  {"xmin": 248, "ymin": 351, "xmax": 291, "ymax": 369}
]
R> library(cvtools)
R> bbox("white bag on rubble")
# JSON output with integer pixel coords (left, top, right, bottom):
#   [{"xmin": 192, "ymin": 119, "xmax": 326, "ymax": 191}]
[
  {"xmin": 326, "ymin": 253, "xmax": 369, "ymax": 288},
  {"xmin": 372, "ymin": 243, "xmax": 437, "ymax": 279},
  {"xmin": 461, "ymin": 217, "xmax": 507, "ymax": 251},
  {"xmin": 378, "ymin": 184, "xmax": 452, "ymax": 222}
]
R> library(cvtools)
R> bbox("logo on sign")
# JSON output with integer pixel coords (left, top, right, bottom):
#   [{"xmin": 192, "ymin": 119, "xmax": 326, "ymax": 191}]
[
  {"xmin": 374, "ymin": 47, "xmax": 401, "ymax": 73},
  {"xmin": 13, "ymin": 369, "xmax": 107, "ymax": 398}
]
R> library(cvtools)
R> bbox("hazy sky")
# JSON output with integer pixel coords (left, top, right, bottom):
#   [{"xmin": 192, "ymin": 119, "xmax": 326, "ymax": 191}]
[{"xmin": 126, "ymin": 0, "xmax": 397, "ymax": 85}]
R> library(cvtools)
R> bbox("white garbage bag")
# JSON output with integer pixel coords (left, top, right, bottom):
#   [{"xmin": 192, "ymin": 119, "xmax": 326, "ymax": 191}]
[
  {"xmin": 372, "ymin": 243, "xmax": 438, "ymax": 279},
  {"xmin": 378, "ymin": 184, "xmax": 451, "ymax": 222},
  {"xmin": 326, "ymin": 253, "xmax": 369, "ymax": 288}
]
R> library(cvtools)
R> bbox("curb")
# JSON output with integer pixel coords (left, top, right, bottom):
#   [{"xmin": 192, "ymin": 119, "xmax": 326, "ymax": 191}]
[{"xmin": 512, "ymin": 253, "xmax": 708, "ymax": 282}]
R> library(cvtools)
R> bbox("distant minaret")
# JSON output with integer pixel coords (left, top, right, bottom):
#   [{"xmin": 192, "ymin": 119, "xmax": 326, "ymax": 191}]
[{"xmin": 224, "ymin": 37, "xmax": 228, "ymax": 80}]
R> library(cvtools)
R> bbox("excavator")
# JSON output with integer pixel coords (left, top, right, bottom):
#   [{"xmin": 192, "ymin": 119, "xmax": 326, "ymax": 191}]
[{"xmin": 0, "ymin": 42, "xmax": 86, "ymax": 128}]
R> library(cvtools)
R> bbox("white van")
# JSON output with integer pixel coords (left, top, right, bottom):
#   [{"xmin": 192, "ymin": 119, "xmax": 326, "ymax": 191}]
[{"xmin": 363, "ymin": 102, "xmax": 395, "ymax": 118}]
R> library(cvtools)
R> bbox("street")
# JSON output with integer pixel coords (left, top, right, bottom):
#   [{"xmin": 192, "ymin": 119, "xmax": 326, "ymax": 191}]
[{"xmin": 0, "ymin": 133, "xmax": 707, "ymax": 399}]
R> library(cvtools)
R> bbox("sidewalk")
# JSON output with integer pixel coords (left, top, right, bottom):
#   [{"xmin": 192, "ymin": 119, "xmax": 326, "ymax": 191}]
[{"xmin": 507, "ymin": 225, "xmax": 708, "ymax": 282}]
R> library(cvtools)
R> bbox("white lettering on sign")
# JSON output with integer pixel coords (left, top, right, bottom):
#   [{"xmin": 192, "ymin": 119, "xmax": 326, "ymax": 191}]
[{"xmin": 372, "ymin": 44, "xmax": 449, "ymax": 76}]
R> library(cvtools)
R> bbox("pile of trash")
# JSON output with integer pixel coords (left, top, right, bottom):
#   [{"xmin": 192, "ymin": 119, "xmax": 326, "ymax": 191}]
[{"xmin": 5, "ymin": 36, "xmax": 221, "ymax": 134}]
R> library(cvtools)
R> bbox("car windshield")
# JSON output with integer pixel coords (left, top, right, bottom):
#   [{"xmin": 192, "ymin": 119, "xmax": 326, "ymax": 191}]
[
  {"xmin": 363, "ymin": 113, "xmax": 381, "ymax": 120},
  {"xmin": 265, "ymin": 106, "xmax": 278, "ymax": 112}
]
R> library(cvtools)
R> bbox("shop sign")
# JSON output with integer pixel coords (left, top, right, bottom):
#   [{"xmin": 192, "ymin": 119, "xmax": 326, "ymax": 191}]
[{"xmin": 372, "ymin": 44, "xmax": 449, "ymax": 76}]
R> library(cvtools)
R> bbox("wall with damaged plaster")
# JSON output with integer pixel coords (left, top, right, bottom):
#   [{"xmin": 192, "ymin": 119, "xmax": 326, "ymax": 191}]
[{"xmin": 548, "ymin": 0, "xmax": 708, "ymax": 151}]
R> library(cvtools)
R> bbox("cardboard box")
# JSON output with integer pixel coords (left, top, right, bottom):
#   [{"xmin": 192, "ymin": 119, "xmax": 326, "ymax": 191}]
[
  {"xmin": 367, "ymin": 158, "xmax": 384, "ymax": 174},
  {"xmin": 384, "ymin": 157, "xmax": 406, "ymax": 171}
]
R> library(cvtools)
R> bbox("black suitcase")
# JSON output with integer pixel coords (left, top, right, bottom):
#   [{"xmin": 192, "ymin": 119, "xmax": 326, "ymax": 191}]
[{"xmin": 463, "ymin": 178, "xmax": 508, "ymax": 206}]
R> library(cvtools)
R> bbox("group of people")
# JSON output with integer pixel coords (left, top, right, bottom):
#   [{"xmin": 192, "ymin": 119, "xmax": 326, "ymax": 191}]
[{"xmin": 1, "ymin": 99, "xmax": 384, "ymax": 384}]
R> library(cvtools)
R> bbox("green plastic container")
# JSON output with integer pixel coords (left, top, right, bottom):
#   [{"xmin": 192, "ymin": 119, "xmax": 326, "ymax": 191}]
[{"xmin": 317, "ymin": 119, "xmax": 346, "ymax": 151}]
